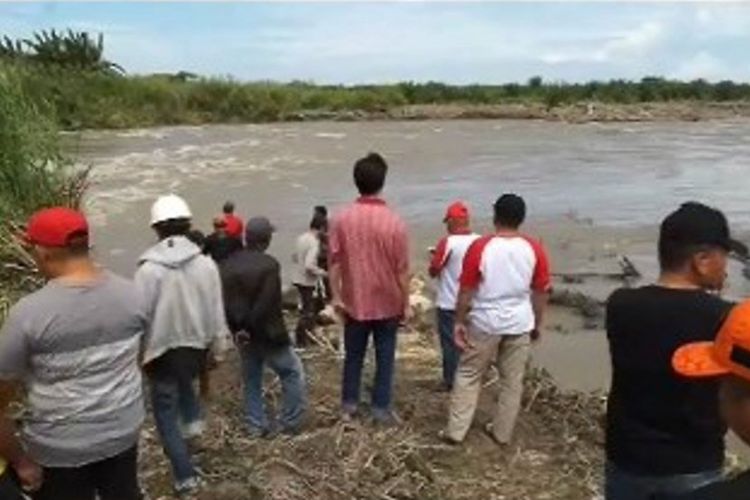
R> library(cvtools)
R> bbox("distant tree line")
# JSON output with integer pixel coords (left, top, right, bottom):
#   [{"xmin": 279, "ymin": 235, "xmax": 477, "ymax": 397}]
[{"xmin": 2, "ymin": 29, "xmax": 750, "ymax": 129}]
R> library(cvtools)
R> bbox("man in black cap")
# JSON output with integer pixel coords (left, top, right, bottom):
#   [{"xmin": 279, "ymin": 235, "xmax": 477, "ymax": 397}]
[
  {"xmin": 220, "ymin": 217, "xmax": 307, "ymax": 437},
  {"xmin": 604, "ymin": 202, "xmax": 744, "ymax": 500}
]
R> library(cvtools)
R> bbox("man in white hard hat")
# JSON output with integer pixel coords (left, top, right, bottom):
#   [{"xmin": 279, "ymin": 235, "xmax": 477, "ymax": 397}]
[{"xmin": 135, "ymin": 194, "xmax": 229, "ymax": 496}]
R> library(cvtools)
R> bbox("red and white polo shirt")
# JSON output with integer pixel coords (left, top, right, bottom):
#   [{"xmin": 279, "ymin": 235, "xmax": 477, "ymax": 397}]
[
  {"xmin": 460, "ymin": 233, "xmax": 551, "ymax": 335},
  {"xmin": 429, "ymin": 230, "xmax": 481, "ymax": 311}
]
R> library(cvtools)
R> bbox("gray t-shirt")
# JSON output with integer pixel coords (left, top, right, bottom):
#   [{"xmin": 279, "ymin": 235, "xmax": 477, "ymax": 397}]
[{"xmin": 0, "ymin": 272, "xmax": 146, "ymax": 467}]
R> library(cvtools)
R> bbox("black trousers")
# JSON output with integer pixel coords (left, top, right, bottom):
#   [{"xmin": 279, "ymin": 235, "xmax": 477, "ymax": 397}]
[
  {"xmin": 32, "ymin": 445, "xmax": 141, "ymax": 500},
  {"xmin": 0, "ymin": 469, "xmax": 24, "ymax": 500},
  {"xmin": 295, "ymin": 285, "xmax": 316, "ymax": 347}
]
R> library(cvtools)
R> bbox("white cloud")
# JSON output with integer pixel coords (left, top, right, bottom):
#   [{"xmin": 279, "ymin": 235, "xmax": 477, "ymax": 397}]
[
  {"xmin": 670, "ymin": 51, "xmax": 750, "ymax": 82},
  {"xmin": 541, "ymin": 20, "xmax": 665, "ymax": 64}
]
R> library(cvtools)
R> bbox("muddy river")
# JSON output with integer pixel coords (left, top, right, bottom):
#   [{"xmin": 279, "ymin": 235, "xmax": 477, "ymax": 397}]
[{"xmin": 74, "ymin": 119, "xmax": 750, "ymax": 394}]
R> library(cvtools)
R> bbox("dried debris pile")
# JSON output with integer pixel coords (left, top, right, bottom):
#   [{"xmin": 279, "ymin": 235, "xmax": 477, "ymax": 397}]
[{"xmin": 139, "ymin": 300, "xmax": 606, "ymax": 500}]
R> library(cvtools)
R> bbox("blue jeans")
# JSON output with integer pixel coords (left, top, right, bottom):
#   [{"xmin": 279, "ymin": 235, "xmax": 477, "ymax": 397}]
[
  {"xmin": 148, "ymin": 350, "xmax": 204, "ymax": 484},
  {"xmin": 605, "ymin": 461, "xmax": 723, "ymax": 500},
  {"xmin": 437, "ymin": 309, "xmax": 459, "ymax": 388},
  {"xmin": 240, "ymin": 345, "xmax": 307, "ymax": 432},
  {"xmin": 342, "ymin": 317, "xmax": 399, "ymax": 413}
]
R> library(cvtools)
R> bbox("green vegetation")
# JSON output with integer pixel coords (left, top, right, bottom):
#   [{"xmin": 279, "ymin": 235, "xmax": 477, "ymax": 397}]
[
  {"xmin": 0, "ymin": 66, "xmax": 88, "ymax": 314},
  {"xmin": 3, "ymin": 29, "xmax": 750, "ymax": 129}
]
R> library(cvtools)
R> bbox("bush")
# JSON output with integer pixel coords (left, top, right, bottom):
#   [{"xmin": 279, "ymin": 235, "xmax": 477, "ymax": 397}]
[{"xmin": 0, "ymin": 66, "xmax": 88, "ymax": 287}]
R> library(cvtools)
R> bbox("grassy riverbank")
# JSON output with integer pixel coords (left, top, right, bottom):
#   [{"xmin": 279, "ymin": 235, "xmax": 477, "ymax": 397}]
[{"xmin": 5, "ymin": 62, "xmax": 750, "ymax": 130}]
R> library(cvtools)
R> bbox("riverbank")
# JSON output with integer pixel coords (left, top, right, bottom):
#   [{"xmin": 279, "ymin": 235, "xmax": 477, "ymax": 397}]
[
  {"xmin": 292, "ymin": 101, "xmax": 750, "ymax": 124},
  {"xmin": 139, "ymin": 305, "xmax": 606, "ymax": 500},
  {"xmin": 6, "ymin": 62, "xmax": 750, "ymax": 129}
]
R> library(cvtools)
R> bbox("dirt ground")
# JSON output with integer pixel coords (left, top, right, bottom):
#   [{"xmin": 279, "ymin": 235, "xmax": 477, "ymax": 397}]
[{"xmin": 139, "ymin": 316, "xmax": 606, "ymax": 500}]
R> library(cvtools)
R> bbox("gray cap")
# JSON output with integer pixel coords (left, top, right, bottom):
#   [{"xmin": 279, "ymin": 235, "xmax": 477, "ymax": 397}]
[{"xmin": 246, "ymin": 216, "xmax": 275, "ymax": 241}]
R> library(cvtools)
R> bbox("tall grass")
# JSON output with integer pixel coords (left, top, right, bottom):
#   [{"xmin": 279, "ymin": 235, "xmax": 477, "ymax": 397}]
[
  {"xmin": 0, "ymin": 66, "xmax": 89, "ymax": 313},
  {"xmin": 11, "ymin": 68, "xmax": 750, "ymax": 130}
]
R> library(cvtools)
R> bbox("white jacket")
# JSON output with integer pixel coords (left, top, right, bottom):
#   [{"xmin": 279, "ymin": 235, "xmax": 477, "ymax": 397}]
[{"xmin": 135, "ymin": 236, "xmax": 230, "ymax": 365}]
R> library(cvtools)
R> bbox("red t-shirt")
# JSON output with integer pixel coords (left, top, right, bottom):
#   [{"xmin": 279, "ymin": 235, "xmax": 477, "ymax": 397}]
[{"xmin": 224, "ymin": 214, "xmax": 244, "ymax": 240}]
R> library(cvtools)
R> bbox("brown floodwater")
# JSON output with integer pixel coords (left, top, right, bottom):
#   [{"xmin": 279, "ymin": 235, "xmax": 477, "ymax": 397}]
[{"xmin": 73, "ymin": 119, "xmax": 750, "ymax": 395}]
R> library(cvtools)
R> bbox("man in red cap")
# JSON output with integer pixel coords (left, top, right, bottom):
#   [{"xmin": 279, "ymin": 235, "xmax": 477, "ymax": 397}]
[
  {"xmin": 657, "ymin": 300, "xmax": 750, "ymax": 499},
  {"xmin": 428, "ymin": 201, "xmax": 480, "ymax": 391},
  {"xmin": 0, "ymin": 207, "xmax": 145, "ymax": 500}
]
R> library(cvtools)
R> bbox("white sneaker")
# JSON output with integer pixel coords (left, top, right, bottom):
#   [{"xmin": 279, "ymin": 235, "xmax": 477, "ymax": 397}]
[
  {"xmin": 175, "ymin": 476, "xmax": 204, "ymax": 496},
  {"xmin": 181, "ymin": 419, "xmax": 206, "ymax": 439}
]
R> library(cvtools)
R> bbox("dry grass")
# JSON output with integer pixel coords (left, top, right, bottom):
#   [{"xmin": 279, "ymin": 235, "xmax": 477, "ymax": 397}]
[{"xmin": 139, "ymin": 320, "xmax": 605, "ymax": 500}]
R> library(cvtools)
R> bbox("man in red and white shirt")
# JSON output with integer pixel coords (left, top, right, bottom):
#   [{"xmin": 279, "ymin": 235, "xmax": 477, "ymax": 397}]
[
  {"xmin": 442, "ymin": 193, "xmax": 551, "ymax": 445},
  {"xmin": 329, "ymin": 153, "xmax": 410, "ymax": 425},
  {"xmin": 428, "ymin": 201, "xmax": 480, "ymax": 391}
]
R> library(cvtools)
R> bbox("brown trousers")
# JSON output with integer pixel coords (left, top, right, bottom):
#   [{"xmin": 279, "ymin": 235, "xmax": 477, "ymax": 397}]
[{"xmin": 446, "ymin": 329, "xmax": 530, "ymax": 443}]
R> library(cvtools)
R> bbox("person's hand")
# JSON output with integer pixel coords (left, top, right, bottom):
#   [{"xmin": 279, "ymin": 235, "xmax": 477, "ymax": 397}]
[
  {"xmin": 402, "ymin": 302, "xmax": 413, "ymax": 324},
  {"xmin": 530, "ymin": 328, "xmax": 541, "ymax": 342},
  {"xmin": 453, "ymin": 323, "xmax": 471, "ymax": 352},
  {"xmin": 13, "ymin": 455, "xmax": 43, "ymax": 492},
  {"xmin": 332, "ymin": 298, "xmax": 347, "ymax": 320}
]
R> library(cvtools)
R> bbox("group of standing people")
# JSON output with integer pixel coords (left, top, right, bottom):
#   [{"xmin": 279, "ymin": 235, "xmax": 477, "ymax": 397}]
[{"xmin": 2, "ymin": 150, "xmax": 750, "ymax": 500}]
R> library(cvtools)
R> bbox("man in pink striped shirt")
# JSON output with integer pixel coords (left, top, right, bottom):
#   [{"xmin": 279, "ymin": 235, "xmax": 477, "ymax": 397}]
[{"xmin": 329, "ymin": 153, "xmax": 410, "ymax": 425}]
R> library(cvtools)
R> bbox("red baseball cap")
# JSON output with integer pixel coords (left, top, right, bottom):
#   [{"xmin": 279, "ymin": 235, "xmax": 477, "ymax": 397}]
[
  {"xmin": 25, "ymin": 207, "xmax": 89, "ymax": 247},
  {"xmin": 444, "ymin": 201, "xmax": 470, "ymax": 222}
]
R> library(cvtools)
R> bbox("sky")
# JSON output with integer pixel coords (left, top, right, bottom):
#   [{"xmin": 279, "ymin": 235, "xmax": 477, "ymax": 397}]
[{"xmin": 1, "ymin": 2, "xmax": 750, "ymax": 84}]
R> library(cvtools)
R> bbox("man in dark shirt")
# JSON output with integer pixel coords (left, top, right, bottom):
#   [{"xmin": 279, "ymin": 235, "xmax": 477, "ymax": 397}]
[
  {"xmin": 204, "ymin": 217, "xmax": 242, "ymax": 263},
  {"xmin": 653, "ymin": 300, "xmax": 750, "ymax": 500},
  {"xmin": 605, "ymin": 202, "xmax": 740, "ymax": 500},
  {"xmin": 220, "ymin": 217, "xmax": 307, "ymax": 437}
]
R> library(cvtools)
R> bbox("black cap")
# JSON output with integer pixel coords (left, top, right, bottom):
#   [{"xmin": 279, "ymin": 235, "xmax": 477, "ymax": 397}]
[
  {"xmin": 246, "ymin": 217, "xmax": 275, "ymax": 242},
  {"xmin": 660, "ymin": 202, "xmax": 747, "ymax": 258}
]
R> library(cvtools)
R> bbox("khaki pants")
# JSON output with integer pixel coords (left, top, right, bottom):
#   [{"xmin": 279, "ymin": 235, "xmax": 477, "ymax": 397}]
[{"xmin": 446, "ymin": 329, "xmax": 530, "ymax": 443}]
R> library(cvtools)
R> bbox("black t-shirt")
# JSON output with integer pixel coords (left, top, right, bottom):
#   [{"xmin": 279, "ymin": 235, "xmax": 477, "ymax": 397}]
[
  {"xmin": 204, "ymin": 233, "xmax": 242, "ymax": 263},
  {"xmin": 606, "ymin": 286, "xmax": 732, "ymax": 476},
  {"xmin": 653, "ymin": 469, "xmax": 750, "ymax": 500}
]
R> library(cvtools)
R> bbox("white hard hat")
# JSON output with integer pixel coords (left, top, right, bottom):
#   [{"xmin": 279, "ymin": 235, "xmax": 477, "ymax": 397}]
[{"xmin": 150, "ymin": 194, "xmax": 192, "ymax": 226}]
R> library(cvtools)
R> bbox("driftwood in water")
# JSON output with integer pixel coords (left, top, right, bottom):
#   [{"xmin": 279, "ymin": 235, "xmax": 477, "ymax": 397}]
[{"xmin": 554, "ymin": 255, "xmax": 641, "ymax": 284}]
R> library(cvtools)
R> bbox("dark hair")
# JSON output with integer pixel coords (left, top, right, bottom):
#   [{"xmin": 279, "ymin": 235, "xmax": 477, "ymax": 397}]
[
  {"xmin": 493, "ymin": 194, "xmax": 526, "ymax": 228},
  {"xmin": 659, "ymin": 242, "xmax": 713, "ymax": 272},
  {"xmin": 154, "ymin": 218, "xmax": 191, "ymax": 240},
  {"xmin": 310, "ymin": 213, "xmax": 327, "ymax": 231},
  {"xmin": 353, "ymin": 153, "xmax": 388, "ymax": 196},
  {"xmin": 314, "ymin": 205, "xmax": 328, "ymax": 218},
  {"xmin": 223, "ymin": 201, "xmax": 235, "ymax": 214},
  {"xmin": 658, "ymin": 202, "xmax": 732, "ymax": 272},
  {"xmin": 65, "ymin": 233, "xmax": 91, "ymax": 257}
]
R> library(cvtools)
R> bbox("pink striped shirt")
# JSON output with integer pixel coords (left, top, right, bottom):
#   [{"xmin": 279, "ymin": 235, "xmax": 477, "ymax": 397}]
[{"xmin": 329, "ymin": 196, "xmax": 409, "ymax": 321}]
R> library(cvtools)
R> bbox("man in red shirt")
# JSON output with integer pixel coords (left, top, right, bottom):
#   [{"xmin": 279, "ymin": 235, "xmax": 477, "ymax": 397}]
[
  {"xmin": 442, "ymin": 194, "xmax": 550, "ymax": 445},
  {"xmin": 223, "ymin": 201, "xmax": 244, "ymax": 242},
  {"xmin": 329, "ymin": 153, "xmax": 410, "ymax": 425}
]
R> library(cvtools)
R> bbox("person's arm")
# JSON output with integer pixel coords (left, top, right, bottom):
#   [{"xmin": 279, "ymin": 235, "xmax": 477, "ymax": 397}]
[
  {"xmin": 428, "ymin": 237, "xmax": 450, "ymax": 278},
  {"xmin": 395, "ymin": 222, "xmax": 411, "ymax": 320},
  {"xmin": 0, "ymin": 310, "xmax": 42, "ymax": 491},
  {"xmin": 328, "ymin": 220, "xmax": 346, "ymax": 316},
  {"xmin": 133, "ymin": 262, "xmax": 161, "ymax": 362},
  {"xmin": 453, "ymin": 237, "xmax": 488, "ymax": 351},
  {"xmin": 248, "ymin": 261, "xmax": 281, "ymax": 330},
  {"xmin": 304, "ymin": 237, "xmax": 327, "ymax": 277},
  {"xmin": 208, "ymin": 261, "xmax": 230, "ymax": 361},
  {"xmin": 528, "ymin": 239, "xmax": 552, "ymax": 341}
]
